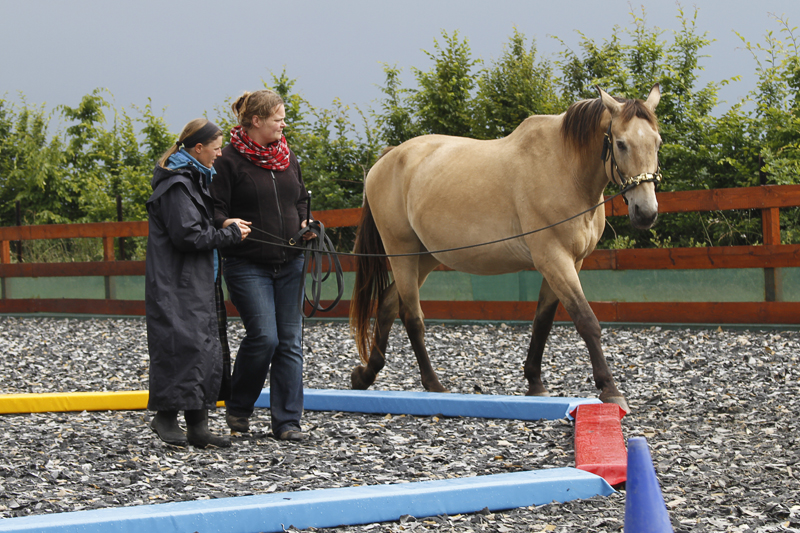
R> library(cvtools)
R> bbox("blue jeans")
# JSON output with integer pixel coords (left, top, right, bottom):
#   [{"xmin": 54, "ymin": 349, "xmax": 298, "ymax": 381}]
[{"xmin": 223, "ymin": 256, "xmax": 305, "ymax": 435}]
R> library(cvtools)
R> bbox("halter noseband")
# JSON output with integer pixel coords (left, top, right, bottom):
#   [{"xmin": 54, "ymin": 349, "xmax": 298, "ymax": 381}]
[{"xmin": 601, "ymin": 121, "xmax": 662, "ymax": 204}]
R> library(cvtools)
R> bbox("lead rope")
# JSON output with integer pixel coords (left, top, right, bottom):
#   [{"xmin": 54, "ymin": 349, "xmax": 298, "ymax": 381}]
[
  {"xmin": 243, "ymin": 188, "xmax": 635, "ymax": 316},
  {"xmin": 246, "ymin": 188, "xmax": 631, "ymax": 258}
]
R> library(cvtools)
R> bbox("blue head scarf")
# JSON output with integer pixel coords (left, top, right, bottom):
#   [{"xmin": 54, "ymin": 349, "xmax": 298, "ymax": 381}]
[
  {"xmin": 167, "ymin": 149, "xmax": 216, "ymax": 185},
  {"xmin": 165, "ymin": 149, "xmax": 221, "ymax": 278}
]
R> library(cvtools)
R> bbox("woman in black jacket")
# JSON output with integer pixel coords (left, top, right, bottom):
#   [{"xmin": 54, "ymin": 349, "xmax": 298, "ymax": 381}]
[
  {"xmin": 146, "ymin": 119, "xmax": 251, "ymax": 448},
  {"xmin": 211, "ymin": 90, "xmax": 313, "ymax": 441}
]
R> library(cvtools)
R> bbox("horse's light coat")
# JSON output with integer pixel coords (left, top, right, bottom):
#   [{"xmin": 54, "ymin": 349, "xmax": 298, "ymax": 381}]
[{"xmin": 350, "ymin": 85, "xmax": 662, "ymax": 412}]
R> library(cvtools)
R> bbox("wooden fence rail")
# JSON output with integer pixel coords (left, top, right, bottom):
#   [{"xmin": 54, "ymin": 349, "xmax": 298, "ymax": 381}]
[{"xmin": 1, "ymin": 185, "xmax": 799, "ymax": 324}]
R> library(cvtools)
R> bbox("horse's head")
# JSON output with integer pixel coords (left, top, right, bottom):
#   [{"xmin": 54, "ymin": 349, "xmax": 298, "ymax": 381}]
[{"xmin": 598, "ymin": 84, "xmax": 662, "ymax": 229}]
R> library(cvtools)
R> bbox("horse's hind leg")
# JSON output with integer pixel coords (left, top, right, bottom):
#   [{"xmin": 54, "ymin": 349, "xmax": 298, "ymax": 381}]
[
  {"xmin": 398, "ymin": 304, "xmax": 447, "ymax": 392},
  {"xmin": 525, "ymin": 278, "xmax": 560, "ymax": 396},
  {"xmin": 395, "ymin": 254, "xmax": 447, "ymax": 393},
  {"xmin": 351, "ymin": 282, "xmax": 399, "ymax": 389}
]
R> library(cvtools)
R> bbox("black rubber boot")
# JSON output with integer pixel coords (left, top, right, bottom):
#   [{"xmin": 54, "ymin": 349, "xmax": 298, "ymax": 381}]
[
  {"xmin": 185, "ymin": 409, "xmax": 231, "ymax": 449},
  {"xmin": 150, "ymin": 410, "xmax": 188, "ymax": 446}
]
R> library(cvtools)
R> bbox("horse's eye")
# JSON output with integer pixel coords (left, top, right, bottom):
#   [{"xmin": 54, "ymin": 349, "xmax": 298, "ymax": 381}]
[{"xmin": 616, "ymin": 140, "xmax": 627, "ymax": 151}]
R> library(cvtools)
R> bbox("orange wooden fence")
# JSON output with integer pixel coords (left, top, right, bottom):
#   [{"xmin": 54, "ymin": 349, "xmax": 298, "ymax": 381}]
[{"xmin": 1, "ymin": 185, "xmax": 799, "ymax": 324}]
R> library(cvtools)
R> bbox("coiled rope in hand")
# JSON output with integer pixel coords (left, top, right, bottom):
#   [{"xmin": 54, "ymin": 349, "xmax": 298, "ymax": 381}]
[{"xmin": 247, "ymin": 220, "xmax": 344, "ymax": 318}]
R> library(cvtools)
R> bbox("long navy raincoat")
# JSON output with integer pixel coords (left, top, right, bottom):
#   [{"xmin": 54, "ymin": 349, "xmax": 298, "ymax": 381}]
[{"xmin": 145, "ymin": 163, "xmax": 241, "ymax": 411}]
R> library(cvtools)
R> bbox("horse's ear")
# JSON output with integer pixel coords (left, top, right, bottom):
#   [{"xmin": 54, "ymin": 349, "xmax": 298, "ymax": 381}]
[
  {"xmin": 644, "ymin": 83, "xmax": 661, "ymax": 111},
  {"xmin": 596, "ymin": 86, "xmax": 622, "ymax": 117}
]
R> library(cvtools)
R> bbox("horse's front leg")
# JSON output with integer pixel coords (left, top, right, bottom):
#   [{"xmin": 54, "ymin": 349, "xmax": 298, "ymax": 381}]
[
  {"xmin": 524, "ymin": 278, "xmax": 560, "ymax": 396},
  {"xmin": 571, "ymin": 298, "xmax": 627, "ymax": 410},
  {"xmin": 540, "ymin": 262, "xmax": 629, "ymax": 412},
  {"xmin": 351, "ymin": 282, "xmax": 399, "ymax": 389}
]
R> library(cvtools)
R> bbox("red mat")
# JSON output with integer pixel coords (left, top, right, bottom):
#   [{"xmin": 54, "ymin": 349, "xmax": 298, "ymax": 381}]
[{"xmin": 571, "ymin": 403, "xmax": 627, "ymax": 487}]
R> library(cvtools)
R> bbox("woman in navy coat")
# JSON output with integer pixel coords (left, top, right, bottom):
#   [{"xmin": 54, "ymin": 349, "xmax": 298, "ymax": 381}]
[{"xmin": 145, "ymin": 119, "xmax": 251, "ymax": 448}]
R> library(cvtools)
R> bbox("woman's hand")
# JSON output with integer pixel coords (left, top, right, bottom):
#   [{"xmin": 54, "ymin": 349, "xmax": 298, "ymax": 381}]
[
  {"xmin": 301, "ymin": 219, "xmax": 317, "ymax": 241},
  {"xmin": 224, "ymin": 218, "xmax": 252, "ymax": 241}
]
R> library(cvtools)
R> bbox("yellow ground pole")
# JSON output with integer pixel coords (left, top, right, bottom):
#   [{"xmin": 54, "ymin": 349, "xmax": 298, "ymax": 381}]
[{"xmin": 0, "ymin": 391, "xmax": 224, "ymax": 414}]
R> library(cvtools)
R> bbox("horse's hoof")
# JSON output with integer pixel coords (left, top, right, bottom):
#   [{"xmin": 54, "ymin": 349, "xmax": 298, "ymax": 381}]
[
  {"xmin": 350, "ymin": 365, "xmax": 372, "ymax": 390},
  {"xmin": 424, "ymin": 383, "xmax": 449, "ymax": 393},
  {"xmin": 602, "ymin": 396, "xmax": 630, "ymax": 414},
  {"xmin": 525, "ymin": 386, "xmax": 550, "ymax": 397}
]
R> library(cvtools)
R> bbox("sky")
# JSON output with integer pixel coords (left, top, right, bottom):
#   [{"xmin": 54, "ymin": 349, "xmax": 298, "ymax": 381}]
[{"xmin": 2, "ymin": 0, "xmax": 799, "ymax": 135}]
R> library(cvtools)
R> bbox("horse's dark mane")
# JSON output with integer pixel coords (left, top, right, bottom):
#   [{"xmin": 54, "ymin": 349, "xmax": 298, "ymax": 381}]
[{"xmin": 560, "ymin": 96, "xmax": 658, "ymax": 162}]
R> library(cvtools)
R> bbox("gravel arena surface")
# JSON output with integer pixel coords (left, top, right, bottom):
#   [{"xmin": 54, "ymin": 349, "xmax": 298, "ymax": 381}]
[{"xmin": 0, "ymin": 316, "xmax": 799, "ymax": 532}]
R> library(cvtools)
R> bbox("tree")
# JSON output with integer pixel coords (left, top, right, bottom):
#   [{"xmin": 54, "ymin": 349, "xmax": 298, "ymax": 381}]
[
  {"xmin": 553, "ymin": 6, "xmax": 756, "ymax": 248},
  {"xmin": 59, "ymin": 90, "xmax": 172, "ymax": 226},
  {"xmin": 558, "ymin": 25, "xmax": 628, "ymax": 102},
  {"xmin": 0, "ymin": 91, "xmax": 172, "ymax": 259},
  {"xmin": 472, "ymin": 28, "xmax": 565, "ymax": 139},
  {"xmin": 411, "ymin": 30, "xmax": 481, "ymax": 137},
  {"xmin": 376, "ymin": 64, "xmax": 420, "ymax": 146},
  {"xmin": 735, "ymin": 14, "xmax": 800, "ymax": 243},
  {"xmin": 0, "ymin": 98, "xmax": 66, "ymax": 226}
]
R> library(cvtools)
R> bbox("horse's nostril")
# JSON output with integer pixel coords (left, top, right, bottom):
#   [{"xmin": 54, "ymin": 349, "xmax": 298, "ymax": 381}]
[{"xmin": 632, "ymin": 204, "xmax": 658, "ymax": 228}]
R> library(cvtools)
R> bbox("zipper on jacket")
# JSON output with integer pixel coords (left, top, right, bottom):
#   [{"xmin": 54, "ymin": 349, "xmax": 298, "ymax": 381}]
[{"xmin": 270, "ymin": 171, "xmax": 287, "ymax": 262}]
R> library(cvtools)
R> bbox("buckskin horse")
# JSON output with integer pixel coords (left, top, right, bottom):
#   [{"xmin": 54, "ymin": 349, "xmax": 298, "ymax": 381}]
[{"xmin": 349, "ymin": 85, "xmax": 663, "ymax": 413}]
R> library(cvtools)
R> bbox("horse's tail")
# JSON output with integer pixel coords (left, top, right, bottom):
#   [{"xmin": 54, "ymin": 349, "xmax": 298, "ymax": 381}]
[{"xmin": 349, "ymin": 195, "xmax": 390, "ymax": 366}]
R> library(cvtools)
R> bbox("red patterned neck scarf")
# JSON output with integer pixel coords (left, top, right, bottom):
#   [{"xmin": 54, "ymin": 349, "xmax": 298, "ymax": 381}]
[{"xmin": 229, "ymin": 125, "xmax": 291, "ymax": 171}]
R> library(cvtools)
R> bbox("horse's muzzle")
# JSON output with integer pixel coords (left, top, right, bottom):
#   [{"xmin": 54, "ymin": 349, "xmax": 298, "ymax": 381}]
[{"xmin": 630, "ymin": 204, "xmax": 658, "ymax": 229}]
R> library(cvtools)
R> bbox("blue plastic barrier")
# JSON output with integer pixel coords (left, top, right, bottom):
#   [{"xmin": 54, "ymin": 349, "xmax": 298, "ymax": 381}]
[
  {"xmin": 257, "ymin": 388, "xmax": 601, "ymax": 420},
  {"xmin": 0, "ymin": 468, "xmax": 614, "ymax": 533}
]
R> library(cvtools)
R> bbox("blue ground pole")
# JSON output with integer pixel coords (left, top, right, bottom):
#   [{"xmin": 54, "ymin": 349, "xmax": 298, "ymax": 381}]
[
  {"xmin": 0, "ymin": 468, "xmax": 614, "ymax": 533},
  {"xmin": 258, "ymin": 388, "xmax": 601, "ymax": 420}
]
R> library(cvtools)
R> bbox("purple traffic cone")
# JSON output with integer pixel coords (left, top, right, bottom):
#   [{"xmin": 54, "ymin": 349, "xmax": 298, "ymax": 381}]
[{"xmin": 624, "ymin": 437, "xmax": 674, "ymax": 533}]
